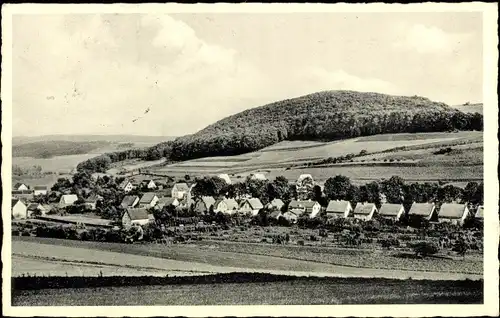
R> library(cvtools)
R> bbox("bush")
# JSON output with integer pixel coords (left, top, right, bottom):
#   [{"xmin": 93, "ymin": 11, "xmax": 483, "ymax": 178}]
[
  {"xmin": 297, "ymin": 240, "xmax": 305, "ymax": 246},
  {"xmin": 411, "ymin": 241, "xmax": 439, "ymax": 258}
]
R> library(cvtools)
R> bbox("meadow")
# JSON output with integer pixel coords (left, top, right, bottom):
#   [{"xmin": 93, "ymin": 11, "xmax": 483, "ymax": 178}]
[{"xmin": 11, "ymin": 276, "xmax": 483, "ymax": 306}]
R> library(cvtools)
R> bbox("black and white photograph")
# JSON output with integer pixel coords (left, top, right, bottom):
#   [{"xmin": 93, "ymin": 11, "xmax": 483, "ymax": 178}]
[{"xmin": 1, "ymin": 2, "xmax": 498, "ymax": 316}]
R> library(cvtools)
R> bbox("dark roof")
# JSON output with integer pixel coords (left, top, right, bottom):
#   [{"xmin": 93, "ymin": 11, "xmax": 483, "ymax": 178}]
[
  {"xmin": 354, "ymin": 203, "xmax": 377, "ymax": 215},
  {"xmin": 126, "ymin": 208, "xmax": 150, "ymax": 220},
  {"xmin": 139, "ymin": 192, "xmax": 158, "ymax": 204},
  {"xmin": 408, "ymin": 203, "xmax": 435, "ymax": 216},
  {"xmin": 439, "ymin": 203, "xmax": 467, "ymax": 219},
  {"xmin": 174, "ymin": 183, "xmax": 190, "ymax": 191},
  {"xmin": 326, "ymin": 200, "xmax": 351, "ymax": 213},
  {"xmin": 12, "ymin": 190, "xmax": 34, "ymax": 195},
  {"xmin": 121, "ymin": 195, "xmax": 139, "ymax": 208},
  {"xmin": 379, "ymin": 204, "xmax": 404, "ymax": 216},
  {"xmin": 14, "ymin": 182, "xmax": 27, "ymax": 188},
  {"xmin": 34, "ymin": 186, "xmax": 48, "ymax": 190}
]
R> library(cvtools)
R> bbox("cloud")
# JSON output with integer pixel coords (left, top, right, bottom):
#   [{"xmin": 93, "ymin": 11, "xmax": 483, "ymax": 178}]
[
  {"xmin": 12, "ymin": 14, "xmax": 264, "ymax": 136},
  {"xmin": 394, "ymin": 24, "xmax": 472, "ymax": 55}
]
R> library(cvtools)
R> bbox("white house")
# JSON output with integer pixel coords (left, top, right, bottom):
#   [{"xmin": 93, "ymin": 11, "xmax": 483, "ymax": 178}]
[
  {"xmin": 267, "ymin": 198, "xmax": 285, "ymax": 211},
  {"xmin": 122, "ymin": 208, "xmax": 152, "ymax": 227},
  {"xmin": 33, "ymin": 186, "xmax": 48, "ymax": 196},
  {"xmin": 438, "ymin": 203, "xmax": 470, "ymax": 226},
  {"xmin": 12, "ymin": 199, "xmax": 28, "ymax": 220},
  {"xmin": 282, "ymin": 211, "xmax": 299, "ymax": 224},
  {"xmin": 142, "ymin": 179, "xmax": 157, "ymax": 190},
  {"xmin": 239, "ymin": 198, "xmax": 264, "ymax": 216},
  {"xmin": 289, "ymin": 200, "xmax": 321, "ymax": 218},
  {"xmin": 14, "ymin": 183, "xmax": 29, "ymax": 191},
  {"xmin": 217, "ymin": 174, "xmax": 232, "ymax": 185},
  {"xmin": 119, "ymin": 180, "xmax": 134, "ymax": 193},
  {"xmin": 156, "ymin": 197, "xmax": 180, "ymax": 210},
  {"xmin": 353, "ymin": 203, "xmax": 378, "ymax": 221},
  {"xmin": 213, "ymin": 198, "xmax": 239, "ymax": 214},
  {"xmin": 408, "ymin": 202, "xmax": 437, "ymax": 221},
  {"xmin": 138, "ymin": 193, "xmax": 159, "ymax": 208},
  {"xmin": 172, "ymin": 183, "xmax": 190, "ymax": 199},
  {"xmin": 120, "ymin": 195, "xmax": 140, "ymax": 209},
  {"xmin": 325, "ymin": 200, "xmax": 353, "ymax": 219},
  {"xmin": 193, "ymin": 196, "xmax": 216, "ymax": 214},
  {"xmin": 250, "ymin": 173, "xmax": 267, "ymax": 181},
  {"xmin": 378, "ymin": 203, "xmax": 405, "ymax": 221},
  {"xmin": 27, "ymin": 203, "xmax": 47, "ymax": 217},
  {"xmin": 59, "ymin": 194, "xmax": 79, "ymax": 208}
]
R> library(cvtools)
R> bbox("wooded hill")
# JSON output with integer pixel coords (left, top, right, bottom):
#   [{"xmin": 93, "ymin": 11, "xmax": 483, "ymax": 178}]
[
  {"xmin": 77, "ymin": 90, "xmax": 483, "ymax": 172},
  {"xmin": 168, "ymin": 90, "xmax": 482, "ymax": 161}
]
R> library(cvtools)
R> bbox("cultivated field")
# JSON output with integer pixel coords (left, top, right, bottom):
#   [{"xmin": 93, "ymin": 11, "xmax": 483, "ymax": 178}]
[
  {"xmin": 12, "ymin": 237, "xmax": 482, "ymax": 280},
  {"xmin": 148, "ymin": 131, "xmax": 483, "ymax": 183},
  {"xmin": 12, "ymin": 277, "xmax": 483, "ymax": 306}
]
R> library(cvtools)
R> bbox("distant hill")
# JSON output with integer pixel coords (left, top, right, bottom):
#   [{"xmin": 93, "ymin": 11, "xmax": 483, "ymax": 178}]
[
  {"xmin": 12, "ymin": 134, "xmax": 176, "ymax": 145},
  {"xmin": 452, "ymin": 103, "xmax": 483, "ymax": 115},
  {"xmin": 168, "ymin": 90, "xmax": 482, "ymax": 161},
  {"xmin": 13, "ymin": 140, "xmax": 112, "ymax": 159}
]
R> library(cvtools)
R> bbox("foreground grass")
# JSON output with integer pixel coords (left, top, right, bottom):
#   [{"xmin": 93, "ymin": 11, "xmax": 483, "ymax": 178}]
[{"xmin": 11, "ymin": 273, "xmax": 483, "ymax": 306}]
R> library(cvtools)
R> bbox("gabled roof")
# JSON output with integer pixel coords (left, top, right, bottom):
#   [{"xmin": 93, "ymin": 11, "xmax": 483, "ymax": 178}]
[
  {"xmin": 475, "ymin": 206, "xmax": 484, "ymax": 219},
  {"xmin": 139, "ymin": 192, "xmax": 158, "ymax": 204},
  {"xmin": 289, "ymin": 200, "xmax": 305, "ymax": 209},
  {"xmin": 33, "ymin": 185, "xmax": 48, "ymax": 190},
  {"xmin": 157, "ymin": 197, "xmax": 177, "ymax": 206},
  {"xmin": 12, "ymin": 198, "xmax": 24, "ymax": 207},
  {"xmin": 326, "ymin": 200, "xmax": 351, "ymax": 213},
  {"xmin": 270, "ymin": 198, "xmax": 284, "ymax": 207},
  {"xmin": 27, "ymin": 203, "xmax": 42, "ymax": 210},
  {"xmin": 301, "ymin": 201, "xmax": 319, "ymax": 209},
  {"xmin": 251, "ymin": 173, "xmax": 267, "ymax": 181},
  {"xmin": 14, "ymin": 182, "xmax": 28, "ymax": 189},
  {"xmin": 354, "ymin": 203, "xmax": 377, "ymax": 215},
  {"xmin": 125, "ymin": 208, "xmax": 150, "ymax": 220},
  {"xmin": 408, "ymin": 203, "xmax": 435, "ymax": 216},
  {"xmin": 200, "ymin": 196, "xmax": 216, "ymax": 208},
  {"xmin": 439, "ymin": 203, "xmax": 467, "ymax": 219},
  {"xmin": 224, "ymin": 198, "xmax": 239, "ymax": 210},
  {"xmin": 121, "ymin": 195, "xmax": 139, "ymax": 208},
  {"xmin": 245, "ymin": 198, "xmax": 264, "ymax": 210},
  {"xmin": 379, "ymin": 204, "xmax": 404, "ymax": 216},
  {"xmin": 173, "ymin": 183, "xmax": 190, "ymax": 191},
  {"xmin": 60, "ymin": 194, "xmax": 79, "ymax": 204},
  {"xmin": 270, "ymin": 210, "xmax": 282, "ymax": 218},
  {"xmin": 119, "ymin": 180, "xmax": 132, "ymax": 188}
]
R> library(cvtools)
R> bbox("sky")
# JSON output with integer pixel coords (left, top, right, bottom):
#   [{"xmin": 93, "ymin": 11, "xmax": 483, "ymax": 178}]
[{"xmin": 12, "ymin": 12, "xmax": 483, "ymax": 137}]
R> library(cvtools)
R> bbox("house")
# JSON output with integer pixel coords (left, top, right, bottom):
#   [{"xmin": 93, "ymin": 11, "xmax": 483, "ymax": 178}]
[
  {"xmin": 172, "ymin": 183, "xmax": 191, "ymax": 199},
  {"xmin": 239, "ymin": 198, "xmax": 264, "ymax": 216},
  {"xmin": 326, "ymin": 200, "xmax": 353, "ymax": 219},
  {"xmin": 122, "ymin": 208, "xmax": 152, "ymax": 227},
  {"xmin": 84, "ymin": 197, "xmax": 98, "ymax": 211},
  {"xmin": 353, "ymin": 203, "xmax": 378, "ymax": 221},
  {"xmin": 59, "ymin": 194, "xmax": 79, "ymax": 208},
  {"xmin": 269, "ymin": 210, "xmax": 282, "ymax": 220},
  {"xmin": 250, "ymin": 173, "xmax": 267, "ymax": 181},
  {"xmin": 11, "ymin": 190, "xmax": 34, "ymax": 201},
  {"xmin": 27, "ymin": 203, "xmax": 47, "ymax": 217},
  {"xmin": 288, "ymin": 200, "xmax": 306, "ymax": 214},
  {"xmin": 119, "ymin": 180, "xmax": 134, "ymax": 193},
  {"xmin": 156, "ymin": 197, "xmax": 180, "ymax": 210},
  {"xmin": 267, "ymin": 198, "xmax": 285, "ymax": 211},
  {"xmin": 120, "ymin": 195, "xmax": 140, "ymax": 209},
  {"xmin": 408, "ymin": 202, "xmax": 437, "ymax": 221},
  {"xmin": 282, "ymin": 211, "xmax": 299, "ymax": 223},
  {"xmin": 193, "ymin": 196, "xmax": 216, "ymax": 214},
  {"xmin": 303, "ymin": 201, "xmax": 322, "ymax": 218},
  {"xmin": 297, "ymin": 174, "xmax": 314, "ymax": 185},
  {"xmin": 33, "ymin": 185, "xmax": 48, "ymax": 196},
  {"xmin": 475, "ymin": 205, "xmax": 484, "ymax": 220},
  {"xmin": 438, "ymin": 203, "xmax": 470, "ymax": 226},
  {"xmin": 41, "ymin": 204, "xmax": 53, "ymax": 215},
  {"xmin": 378, "ymin": 203, "xmax": 405, "ymax": 221},
  {"xmin": 217, "ymin": 174, "xmax": 232, "ymax": 185},
  {"xmin": 213, "ymin": 198, "xmax": 240, "ymax": 214},
  {"xmin": 14, "ymin": 183, "xmax": 29, "ymax": 191},
  {"xmin": 12, "ymin": 199, "xmax": 28, "ymax": 220},
  {"xmin": 138, "ymin": 193, "xmax": 159, "ymax": 208},
  {"xmin": 141, "ymin": 179, "xmax": 157, "ymax": 190}
]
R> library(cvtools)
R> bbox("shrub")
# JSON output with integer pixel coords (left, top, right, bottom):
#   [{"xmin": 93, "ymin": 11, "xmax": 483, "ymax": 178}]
[
  {"xmin": 297, "ymin": 240, "xmax": 305, "ymax": 246},
  {"xmin": 411, "ymin": 241, "xmax": 439, "ymax": 258}
]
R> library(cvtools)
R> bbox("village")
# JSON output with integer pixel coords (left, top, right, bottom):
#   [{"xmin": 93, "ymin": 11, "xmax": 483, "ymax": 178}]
[{"xmin": 11, "ymin": 169, "xmax": 484, "ymax": 257}]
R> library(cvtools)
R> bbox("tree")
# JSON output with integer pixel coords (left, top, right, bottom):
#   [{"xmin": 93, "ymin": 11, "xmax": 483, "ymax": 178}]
[
  {"xmin": 324, "ymin": 175, "xmax": 352, "ymax": 200},
  {"xmin": 192, "ymin": 176, "xmax": 227, "ymax": 197},
  {"xmin": 51, "ymin": 178, "xmax": 72, "ymax": 192},
  {"xmin": 381, "ymin": 176, "xmax": 405, "ymax": 203},
  {"xmin": 267, "ymin": 176, "xmax": 290, "ymax": 201},
  {"xmin": 436, "ymin": 185, "xmax": 463, "ymax": 204},
  {"xmin": 452, "ymin": 237, "xmax": 469, "ymax": 258}
]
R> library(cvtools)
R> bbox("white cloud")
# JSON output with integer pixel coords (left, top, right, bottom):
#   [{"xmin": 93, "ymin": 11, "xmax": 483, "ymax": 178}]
[{"xmin": 394, "ymin": 24, "xmax": 472, "ymax": 55}]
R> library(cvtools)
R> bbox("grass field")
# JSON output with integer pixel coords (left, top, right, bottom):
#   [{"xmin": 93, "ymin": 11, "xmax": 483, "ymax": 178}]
[
  {"xmin": 12, "ymin": 237, "xmax": 482, "ymax": 280},
  {"xmin": 149, "ymin": 132, "xmax": 482, "ymax": 183},
  {"xmin": 13, "ymin": 154, "xmax": 98, "ymax": 174},
  {"xmin": 11, "ymin": 276, "xmax": 483, "ymax": 306}
]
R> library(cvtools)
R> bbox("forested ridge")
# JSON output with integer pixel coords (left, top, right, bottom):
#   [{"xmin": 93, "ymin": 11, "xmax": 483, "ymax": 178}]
[
  {"xmin": 78, "ymin": 90, "xmax": 482, "ymax": 172},
  {"xmin": 169, "ymin": 90, "xmax": 482, "ymax": 160}
]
